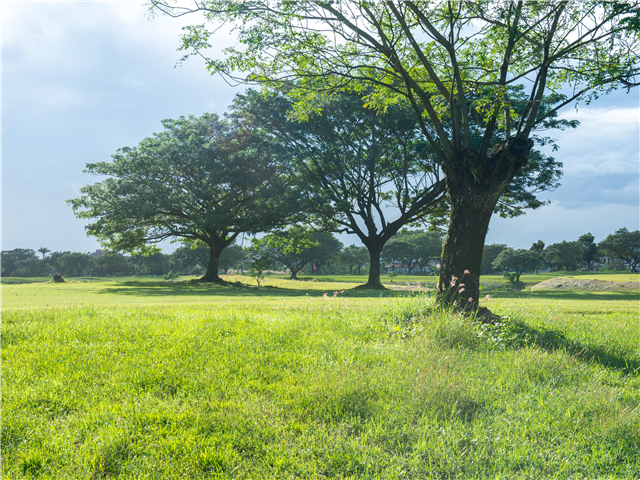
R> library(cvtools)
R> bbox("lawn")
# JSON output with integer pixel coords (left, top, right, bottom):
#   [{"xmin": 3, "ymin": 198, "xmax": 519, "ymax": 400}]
[{"xmin": 2, "ymin": 275, "xmax": 639, "ymax": 478}]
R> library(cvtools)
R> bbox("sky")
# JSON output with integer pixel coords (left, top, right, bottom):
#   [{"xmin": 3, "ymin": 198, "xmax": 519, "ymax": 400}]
[{"xmin": 2, "ymin": 1, "xmax": 639, "ymax": 255}]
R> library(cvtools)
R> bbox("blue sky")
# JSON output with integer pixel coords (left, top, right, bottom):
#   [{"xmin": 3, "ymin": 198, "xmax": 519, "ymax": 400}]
[{"xmin": 2, "ymin": 2, "xmax": 639, "ymax": 254}]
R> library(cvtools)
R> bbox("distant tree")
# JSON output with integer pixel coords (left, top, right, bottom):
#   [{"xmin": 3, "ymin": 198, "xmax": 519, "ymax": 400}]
[
  {"xmin": 529, "ymin": 240, "xmax": 546, "ymax": 274},
  {"xmin": 383, "ymin": 230, "xmax": 443, "ymax": 275},
  {"xmin": 492, "ymin": 248, "xmax": 539, "ymax": 282},
  {"xmin": 310, "ymin": 233, "xmax": 343, "ymax": 275},
  {"xmin": 69, "ymin": 113, "xmax": 301, "ymax": 283},
  {"xmin": 171, "ymin": 245, "xmax": 210, "ymax": 274},
  {"xmin": 247, "ymin": 243, "xmax": 274, "ymax": 287},
  {"xmin": 530, "ymin": 240, "xmax": 545, "ymax": 253},
  {"xmin": 1, "ymin": 249, "xmax": 38, "ymax": 276},
  {"xmin": 58, "ymin": 252, "xmax": 95, "ymax": 277},
  {"xmin": 578, "ymin": 233, "xmax": 598, "ymax": 272},
  {"xmin": 219, "ymin": 244, "xmax": 246, "ymax": 274},
  {"xmin": 341, "ymin": 246, "xmax": 369, "ymax": 275},
  {"xmin": 93, "ymin": 253, "xmax": 133, "ymax": 277},
  {"xmin": 481, "ymin": 244, "xmax": 508, "ymax": 275},
  {"xmin": 38, "ymin": 247, "xmax": 51, "ymax": 260},
  {"xmin": 131, "ymin": 253, "xmax": 170, "ymax": 276},
  {"xmin": 254, "ymin": 227, "xmax": 341, "ymax": 279},
  {"xmin": 12, "ymin": 258, "xmax": 50, "ymax": 277},
  {"xmin": 599, "ymin": 228, "xmax": 640, "ymax": 272},
  {"xmin": 545, "ymin": 241, "xmax": 584, "ymax": 272}
]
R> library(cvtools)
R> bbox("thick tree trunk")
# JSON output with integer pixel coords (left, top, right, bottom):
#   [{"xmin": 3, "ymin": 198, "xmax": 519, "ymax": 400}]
[
  {"xmin": 439, "ymin": 186, "xmax": 496, "ymax": 308},
  {"xmin": 439, "ymin": 138, "xmax": 534, "ymax": 309},
  {"xmin": 359, "ymin": 242, "xmax": 385, "ymax": 289},
  {"xmin": 201, "ymin": 246, "xmax": 223, "ymax": 283}
]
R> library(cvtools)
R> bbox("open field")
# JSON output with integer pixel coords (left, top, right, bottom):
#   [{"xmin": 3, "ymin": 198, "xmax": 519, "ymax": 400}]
[{"xmin": 2, "ymin": 275, "xmax": 639, "ymax": 478}]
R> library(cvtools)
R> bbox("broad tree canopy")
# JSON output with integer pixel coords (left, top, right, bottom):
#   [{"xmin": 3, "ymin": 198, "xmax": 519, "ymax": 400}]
[
  {"xmin": 69, "ymin": 113, "xmax": 301, "ymax": 283},
  {"xmin": 233, "ymin": 90, "xmax": 445, "ymax": 288}
]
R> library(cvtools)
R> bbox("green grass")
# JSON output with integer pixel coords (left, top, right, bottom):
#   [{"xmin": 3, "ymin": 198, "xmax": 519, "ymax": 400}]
[{"xmin": 2, "ymin": 277, "xmax": 639, "ymax": 478}]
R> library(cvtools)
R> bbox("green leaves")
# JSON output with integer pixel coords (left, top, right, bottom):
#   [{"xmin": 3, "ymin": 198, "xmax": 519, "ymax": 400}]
[{"xmin": 68, "ymin": 112, "xmax": 301, "ymax": 259}]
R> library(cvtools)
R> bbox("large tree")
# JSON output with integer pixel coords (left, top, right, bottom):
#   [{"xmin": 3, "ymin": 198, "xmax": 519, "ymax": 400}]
[
  {"xmin": 69, "ymin": 113, "xmax": 300, "ymax": 283},
  {"xmin": 154, "ymin": 0, "xmax": 639, "ymax": 307},
  {"xmin": 233, "ymin": 90, "xmax": 446, "ymax": 288}
]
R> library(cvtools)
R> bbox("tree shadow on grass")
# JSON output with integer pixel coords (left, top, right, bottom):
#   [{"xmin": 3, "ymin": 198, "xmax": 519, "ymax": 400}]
[
  {"xmin": 479, "ymin": 319, "xmax": 640, "ymax": 375},
  {"xmin": 97, "ymin": 281, "xmax": 413, "ymax": 299}
]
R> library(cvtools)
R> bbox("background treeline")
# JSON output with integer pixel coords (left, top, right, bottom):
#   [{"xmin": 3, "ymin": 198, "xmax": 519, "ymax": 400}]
[
  {"xmin": 3, "ymin": 227, "xmax": 638, "ymax": 279},
  {"xmin": 481, "ymin": 228, "xmax": 640, "ymax": 281},
  {"xmin": 0, "ymin": 229, "xmax": 431, "ymax": 279}
]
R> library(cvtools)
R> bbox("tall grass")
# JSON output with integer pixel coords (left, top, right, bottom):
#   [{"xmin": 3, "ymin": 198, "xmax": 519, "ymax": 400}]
[{"xmin": 2, "ymin": 289, "xmax": 638, "ymax": 479}]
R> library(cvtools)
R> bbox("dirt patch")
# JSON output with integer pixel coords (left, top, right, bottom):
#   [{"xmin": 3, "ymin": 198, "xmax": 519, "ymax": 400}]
[{"xmin": 532, "ymin": 277, "xmax": 640, "ymax": 291}]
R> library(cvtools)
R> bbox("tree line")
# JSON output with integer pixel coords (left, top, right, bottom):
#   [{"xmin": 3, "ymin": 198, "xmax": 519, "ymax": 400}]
[
  {"xmin": 4, "ymin": 227, "xmax": 637, "ymax": 280},
  {"xmin": 0, "ymin": 228, "xmax": 434, "ymax": 279},
  {"xmin": 482, "ymin": 228, "xmax": 640, "ymax": 282}
]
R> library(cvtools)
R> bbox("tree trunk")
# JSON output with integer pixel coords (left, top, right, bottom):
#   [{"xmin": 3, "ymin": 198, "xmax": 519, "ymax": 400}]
[
  {"xmin": 439, "ymin": 186, "xmax": 495, "ymax": 307},
  {"xmin": 360, "ymin": 242, "xmax": 385, "ymax": 289},
  {"xmin": 439, "ymin": 138, "xmax": 534, "ymax": 309},
  {"xmin": 201, "ymin": 246, "xmax": 223, "ymax": 283}
]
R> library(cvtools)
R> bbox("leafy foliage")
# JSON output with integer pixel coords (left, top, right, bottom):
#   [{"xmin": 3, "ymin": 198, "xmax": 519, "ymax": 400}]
[
  {"xmin": 69, "ymin": 113, "xmax": 301, "ymax": 282},
  {"xmin": 154, "ymin": 0, "xmax": 640, "ymax": 306},
  {"xmin": 599, "ymin": 228, "xmax": 640, "ymax": 271},
  {"xmin": 232, "ymin": 90, "xmax": 444, "ymax": 288}
]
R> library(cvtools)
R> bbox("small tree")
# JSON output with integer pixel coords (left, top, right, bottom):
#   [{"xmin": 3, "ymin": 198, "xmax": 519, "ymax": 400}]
[
  {"xmin": 341, "ymin": 246, "xmax": 369, "ymax": 275},
  {"xmin": 248, "ymin": 245, "xmax": 273, "ymax": 287},
  {"xmin": 38, "ymin": 247, "xmax": 50, "ymax": 260},
  {"xmin": 492, "ymin": 248, "xmax": 539, "ymax": 282}
]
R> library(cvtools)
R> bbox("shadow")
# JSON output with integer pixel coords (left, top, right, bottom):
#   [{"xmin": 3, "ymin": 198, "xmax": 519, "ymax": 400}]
[
  {"xmin": 479, "ymin": 319, "xmax": 640, "ymax": 375},
  {"xmin": 96, "ymin": 280, "xmax": 416, "ymax": 299}
]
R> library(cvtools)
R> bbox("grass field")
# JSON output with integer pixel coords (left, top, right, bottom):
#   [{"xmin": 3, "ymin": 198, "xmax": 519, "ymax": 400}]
[{"xmin": 2, "ymin": 273, "xmax": 639, "ymax": 478}]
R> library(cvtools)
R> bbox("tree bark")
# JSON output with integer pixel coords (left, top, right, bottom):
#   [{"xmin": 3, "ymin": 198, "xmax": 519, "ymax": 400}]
[
  {"xmin": 439, "ymin": 186, "xmax": 496, "ymax": 307},
  {"xmin": 201, "ymin": 245, "xmax": 223, "ymax": 283},
  {"xmin": 439, "ymin": 138, "xmax": 534, "ymax": 309},
  {"xmin": 359, "ymin": 241, "xmax": 386, "ymax": 289}
]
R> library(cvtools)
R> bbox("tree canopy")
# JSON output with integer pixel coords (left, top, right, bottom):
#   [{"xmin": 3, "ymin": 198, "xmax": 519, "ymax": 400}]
[
  {"xmin": 232, "ymin": 90, "xmax": 444, "ymax": 288},
  {"xmin": 69, "ymin": 113, "xmax": 301, "ymax": 283},
  {"xmin": 152, "ymin": 0, "xmax": 639, "ymax": 307}
]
